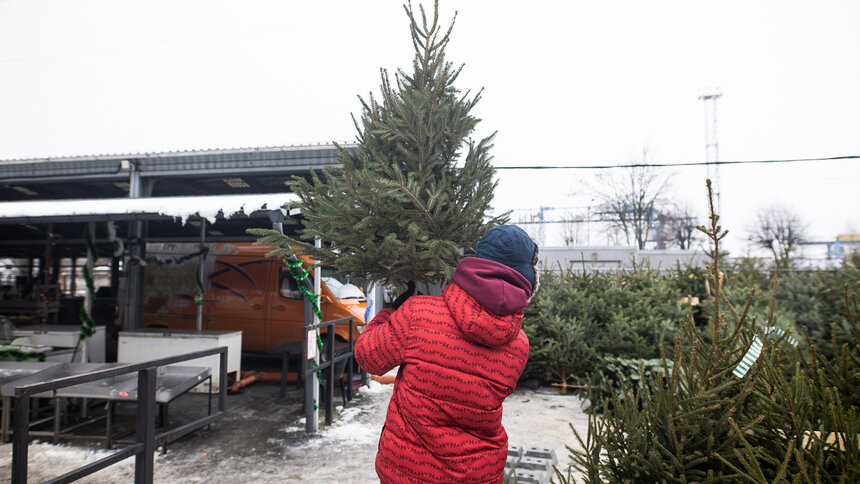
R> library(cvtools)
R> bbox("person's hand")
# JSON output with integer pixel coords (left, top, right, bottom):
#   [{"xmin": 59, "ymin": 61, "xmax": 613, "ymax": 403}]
[{"xmin": 391, "ymin": 281, "xmax": 416, "ymax": 310}]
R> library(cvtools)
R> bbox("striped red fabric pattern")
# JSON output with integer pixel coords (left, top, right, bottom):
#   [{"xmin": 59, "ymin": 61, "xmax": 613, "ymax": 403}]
[{"xmin": 356, "ymin": 281, "xmax": 529, "ymax": 483}]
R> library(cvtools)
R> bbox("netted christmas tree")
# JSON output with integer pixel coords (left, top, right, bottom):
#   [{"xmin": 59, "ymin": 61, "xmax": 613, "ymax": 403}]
[{"xmin": 250, "ymin": 1, "xmax": 505, "ymax": 287}]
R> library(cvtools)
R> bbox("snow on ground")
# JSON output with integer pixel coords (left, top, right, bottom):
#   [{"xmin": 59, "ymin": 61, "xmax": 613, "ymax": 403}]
[
  {"xmin": 0, "ymin": 379, "xmax": 589, "ymax": 483},
  {"xmin": 503, "ymin": 388, "xmax": 591, "ymax": 479},
  {"xmin": 0, "ymin": 441, "xmax": 140, "ymax": 483}
]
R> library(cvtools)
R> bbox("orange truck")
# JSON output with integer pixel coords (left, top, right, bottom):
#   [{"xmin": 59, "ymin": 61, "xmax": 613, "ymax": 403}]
[{"xmin": 141, "ymin": 242, "xmax": 365, "ymax": 353}]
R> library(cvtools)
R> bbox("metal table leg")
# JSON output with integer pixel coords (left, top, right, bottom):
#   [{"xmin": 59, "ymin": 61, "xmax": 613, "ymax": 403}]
[
  {"xmin": 2, "ymin": 396, "xmax": 10, "ymax": 442},
  {"xmin": 53, "ymin": 395, "xmax": 61, "ymax": 443},
  {"xmin": 207, "ymin": 375, "xmax": 212, "ymax": 430},
  {"xmin": 207, "ymin": 376, "xmax": 212, "ymax": 416},
  {"xmin": 158, "ymin": 402, "xmax": 168, "ymax": 429},
  {"xmin": 280, "ymin": 351, "xmax": 289, "ymax": 399},
  {"xmin": 105, "ymin": 401, "xmax": 113, "ymax": 449}
]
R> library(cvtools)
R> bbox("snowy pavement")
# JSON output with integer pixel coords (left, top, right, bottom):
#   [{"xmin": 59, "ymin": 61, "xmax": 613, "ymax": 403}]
[{"xmin": 0, "ymin": 380, "xmax": 589, "ymax": 483}]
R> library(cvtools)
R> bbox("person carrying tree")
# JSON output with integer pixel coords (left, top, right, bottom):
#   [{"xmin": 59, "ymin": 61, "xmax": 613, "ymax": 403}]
[{"xmin": 355, "ymin": 224, "xmax": 539, "ymax": 483}]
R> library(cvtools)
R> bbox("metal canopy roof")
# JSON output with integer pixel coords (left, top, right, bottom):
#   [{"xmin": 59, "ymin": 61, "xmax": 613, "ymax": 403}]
[
  {"xmin": 0, "ymin": 145, "xmax": 343, "ymax": 257},
  {"xmin": 0, "ymin": 144, "xmax": 354, "ymax": 201},
  {"xmin": 0, "ymin": 198, "xmax": 302, "ymax": 259}
]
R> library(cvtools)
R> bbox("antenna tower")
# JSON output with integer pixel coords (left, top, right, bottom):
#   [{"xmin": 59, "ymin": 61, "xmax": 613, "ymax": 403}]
[
  {"xmin": 698, "ymin": 89, "xmax": 723, "ymax": 213},
  {"xmin": 532, "ymin": 206, "xmax": 547, "ymax": 247}
]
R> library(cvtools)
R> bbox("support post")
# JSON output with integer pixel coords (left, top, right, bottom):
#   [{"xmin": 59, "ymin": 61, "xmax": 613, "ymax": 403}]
[
  {"xmin": 347, "ymin": 317, "xmax": 354, "ymax": 401},
  {"xmin": 196, "ymin": 221, "xmax": 206, "ymax": 332},
  {"xmin": 219, "ymin": 349, "xmax": 227, "ymax": 413},
  {"xmin": 81, "ymin": 221, "xmax": 96, "ymax": 363},
  {"xmin": 11, "ymin": 392, "xmax": 30, "ymax": 484},
  {"xmin": 126, "ymin": 225, "xmax": 146, "ymax": 330},
  {"xmin": 126, "ymin": 161, "xmax": 141, "ymax": 331},
  {"xmin": 313, "ymin": 237, "xmax": 321, "ymax": 425},
  {"xmin": 125, "ymin": 164, "xmax": 151, "ymax": 331},
  {"xmin": 43, "ymin": 223, "xmax": 52, "ymax": 287},
  {"xmin": 134, "ymin": 368, "xmax": 156, "ymax": 484},
  {"xmin": 303, "ymin": 298, "xmax": 317, "ymax": 433},
  {"xmin": 108, "ymin": 256, "xmax": 120, "ymax": 362},
  {"xmin": 69, "ymin": 257, "xmax": 77, "ymax": 296},
  {"xmin": 325, "ymin": 328, "xmax": 334, "ymax": 426},
  {"xmin": 49, "ymin": 225, "xmax": 60, "ymax": 294},
  {"xmin": 271, "ymin": 209, "xmax": 320, "ymax": 433}
]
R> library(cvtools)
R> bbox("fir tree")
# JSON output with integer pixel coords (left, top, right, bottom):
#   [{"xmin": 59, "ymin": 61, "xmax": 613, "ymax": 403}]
[
  {"xmin": 559, "ymin": 180, "xmax": 860, "ymax": 482},
  {"xmin": 250, "ymin": 1, "xmax": 505, "ymax": 287},
  {"xmin": 566, "ymin": 180, "xmax": 769, "ymax": 482},
  {"xmin": 724, "ymin": 286, "xmax": 860, "ymax": 481}
]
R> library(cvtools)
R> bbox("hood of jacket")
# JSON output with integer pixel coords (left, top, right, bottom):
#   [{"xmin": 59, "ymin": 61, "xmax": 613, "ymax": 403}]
[{"xmin": 445, "ymin": 257, "xmax": 531, "ymax": 347}]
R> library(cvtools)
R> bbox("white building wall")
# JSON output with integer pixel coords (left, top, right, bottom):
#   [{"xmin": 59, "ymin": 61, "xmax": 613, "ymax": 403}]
[{"xmin": 538, "ymin": 246, "xmax": 709, "ymax": 273}]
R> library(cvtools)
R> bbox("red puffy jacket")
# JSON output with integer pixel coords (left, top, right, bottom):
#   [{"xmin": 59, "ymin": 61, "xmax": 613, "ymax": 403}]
[{"xmin": 355, "ymin": 257, "xmax": 530, "ymax": 483}]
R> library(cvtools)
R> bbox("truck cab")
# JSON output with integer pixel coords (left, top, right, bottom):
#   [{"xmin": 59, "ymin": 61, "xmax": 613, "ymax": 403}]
[{"xmin": 141, "ymin": 242, "xmax": 365, "ymax": 353}]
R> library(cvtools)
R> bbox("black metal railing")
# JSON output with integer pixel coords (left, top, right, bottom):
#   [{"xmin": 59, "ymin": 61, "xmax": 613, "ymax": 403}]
[
  {"xmin": 302, "ymin": 316, "xmax": 354, "ymax": 431},
  {"xmin": 11, "ymin": 346, "xmax": 228, "ymax": 484}
]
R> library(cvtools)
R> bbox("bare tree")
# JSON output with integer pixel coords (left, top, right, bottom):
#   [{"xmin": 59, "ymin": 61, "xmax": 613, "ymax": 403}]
[
  {"xmin": 561, "ymin": 211, "xmax": 586, "ymax": 246},
  {"xmin": 515, "ymin": 213, "xmax": 541, "ymax": 245},
  {"xmin": 749, "ymin": 205, "xmax": 807, "ymax": 267},
  {"xmin": 591, "ymin": 149, "xmax": 672, "ymax": 249},
  {"xmin": 657, "ymin": 203, "xmax": 699, "ymax": 249}
]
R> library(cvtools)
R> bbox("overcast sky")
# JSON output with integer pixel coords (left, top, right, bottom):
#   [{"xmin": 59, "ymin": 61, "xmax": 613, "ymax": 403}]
[{"xmin": 1, "ymin": 1, "xmax": 858, "ymax": 255}]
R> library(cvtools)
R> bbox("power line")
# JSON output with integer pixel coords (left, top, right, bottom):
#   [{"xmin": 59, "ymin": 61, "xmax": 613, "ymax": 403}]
[{"xmin": 492, "ymin": 155, "xmax": 860, "ymax": 170}]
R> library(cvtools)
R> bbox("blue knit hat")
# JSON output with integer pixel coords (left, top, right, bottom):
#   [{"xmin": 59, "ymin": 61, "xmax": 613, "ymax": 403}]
[{"xmin": 474, "ymin": 225, "xmax": 538, "ymax": 292}]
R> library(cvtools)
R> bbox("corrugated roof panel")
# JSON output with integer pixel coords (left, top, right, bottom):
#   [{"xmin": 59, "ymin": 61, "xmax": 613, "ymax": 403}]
[
  {"xmin": 0, "ymin": 144, "xmax": 356, "ymax": 183},
  {"xmin": 0, "ymin": 143, "xmax": 355, "ymax": 164}
]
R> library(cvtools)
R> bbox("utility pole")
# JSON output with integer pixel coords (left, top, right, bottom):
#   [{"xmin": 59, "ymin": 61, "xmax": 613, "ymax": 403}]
[{"xmin": 698, "ymin": 89, "xmax": 723, "ymax": 214}]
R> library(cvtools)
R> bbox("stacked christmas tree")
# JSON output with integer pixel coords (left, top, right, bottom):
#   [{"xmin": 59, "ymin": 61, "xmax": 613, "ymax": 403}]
[{"xmin": 251, "ymin": 1, "xmax": 505, "ymax": 287}]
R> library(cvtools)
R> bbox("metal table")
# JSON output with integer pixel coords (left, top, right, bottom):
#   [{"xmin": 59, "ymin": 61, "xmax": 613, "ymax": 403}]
[
  {"xmin": 57, "ymin": 365, "xmax": 210, "ymax": 402},
  {"xmin": 0, "ymin": 362, "xmax": 61, "ymax": 387},
  {"xmin": 0, "ymin": 361, "xmax": 61, "ymax": 440},
  {"xmin": 0, "ymin": 362, "xmax": 211, "ymax": 447},
  {"xmin": 1, "ymin": 362, "xmax": 110, "ymax": 441},
  {"xmin": 56, "ymin": 364, "xmax": 211, "ymax": 448}
]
